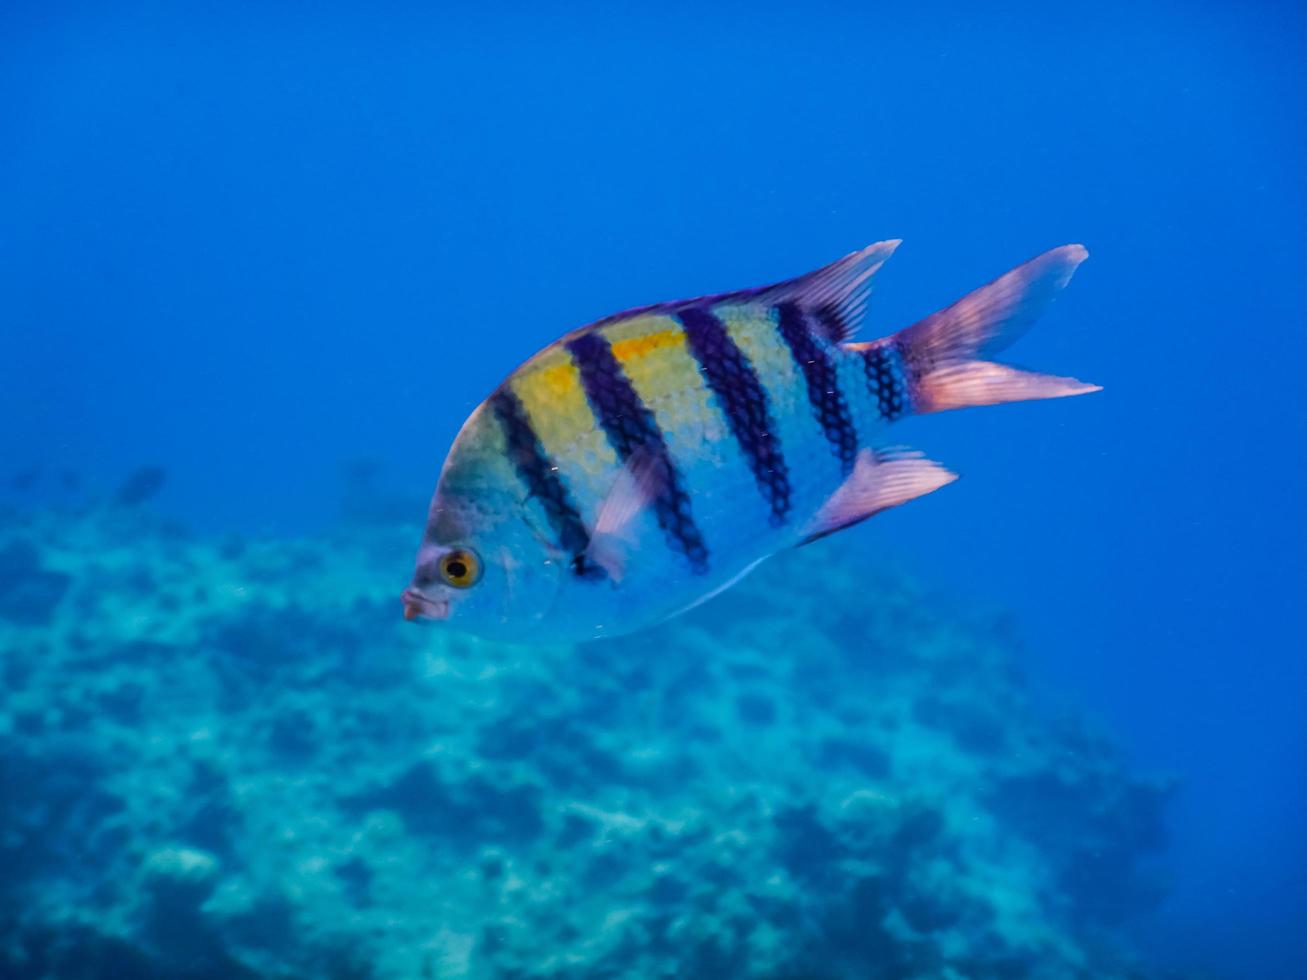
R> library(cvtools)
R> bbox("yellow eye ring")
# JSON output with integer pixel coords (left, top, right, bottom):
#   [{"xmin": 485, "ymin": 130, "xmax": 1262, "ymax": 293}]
[{"xmin": 438, "ymin": 549, "xmax": 481, "ymax": 589}]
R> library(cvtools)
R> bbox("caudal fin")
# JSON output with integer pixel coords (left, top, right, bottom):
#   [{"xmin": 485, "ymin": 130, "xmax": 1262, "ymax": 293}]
[{"xmin": 879, "ymin": 244, "xmax": 1100, "ymax": 413}]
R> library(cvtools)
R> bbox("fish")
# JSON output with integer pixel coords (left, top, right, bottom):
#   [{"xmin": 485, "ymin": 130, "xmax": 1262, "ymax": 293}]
[{"xmin": 402, "ymin": 241, "xmax": 1099, "ymax": 643}]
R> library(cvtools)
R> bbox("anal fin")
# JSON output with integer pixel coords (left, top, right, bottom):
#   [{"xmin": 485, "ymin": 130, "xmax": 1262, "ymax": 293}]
[{"xmin": 801, "ymin": 448, "xmax": 958, "ymax": 545}]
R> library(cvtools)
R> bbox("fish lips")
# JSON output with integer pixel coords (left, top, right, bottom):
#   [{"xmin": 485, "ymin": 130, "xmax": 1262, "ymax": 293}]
[{"xmin": 401, "ymin": 586, "xmax": 449, "ymax": 622}]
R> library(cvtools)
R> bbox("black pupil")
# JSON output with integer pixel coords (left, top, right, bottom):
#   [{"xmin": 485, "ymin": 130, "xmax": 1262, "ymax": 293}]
[{"xmin": 446, "ymin": 559, "xmax": 468, "ymax": 579}]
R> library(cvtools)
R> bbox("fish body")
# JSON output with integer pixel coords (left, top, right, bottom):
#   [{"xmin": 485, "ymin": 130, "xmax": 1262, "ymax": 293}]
[{"xmin": 404, "ymin": 242, "xmax": 1098, "ymax": 643}]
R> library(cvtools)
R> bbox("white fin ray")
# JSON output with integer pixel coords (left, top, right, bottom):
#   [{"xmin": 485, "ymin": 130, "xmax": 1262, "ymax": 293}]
[{"xmin": 758, "ymin": 239, "xmax": 901, "ymax": 341}]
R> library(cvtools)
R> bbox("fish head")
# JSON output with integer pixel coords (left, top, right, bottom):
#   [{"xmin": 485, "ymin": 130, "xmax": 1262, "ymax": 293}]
[
  {"xmin": 401, "ymin": 504, "xmax": 568, "ymax": 641},
  {"xmin": 402, "ymin": 407, "xmax": 567, "ymax": 641}
]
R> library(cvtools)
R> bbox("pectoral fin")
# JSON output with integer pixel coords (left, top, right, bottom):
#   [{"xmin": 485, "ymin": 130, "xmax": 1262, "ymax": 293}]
[
  {"xmin": 585, "ymin": 447, "xmax": 667, "ymax": 582},
  {"xmin": 801, "ymin": 448, "xmax": 958, "ymax": 545}
]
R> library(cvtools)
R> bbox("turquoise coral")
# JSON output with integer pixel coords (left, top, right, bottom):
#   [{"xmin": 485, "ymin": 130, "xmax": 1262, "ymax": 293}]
[{"xmin": 0, "ymin": 506, "xmax": 1170, "ymax": 978}]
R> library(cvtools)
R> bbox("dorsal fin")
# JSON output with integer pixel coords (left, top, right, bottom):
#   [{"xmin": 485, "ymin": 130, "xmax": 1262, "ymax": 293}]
[
  {"xmin": 583, "ymin": 239, "xmax": 901, "ymax": 342},
  {"xmin": 757, "ymin": 239, "xmax": 901, "ymax": 342}
]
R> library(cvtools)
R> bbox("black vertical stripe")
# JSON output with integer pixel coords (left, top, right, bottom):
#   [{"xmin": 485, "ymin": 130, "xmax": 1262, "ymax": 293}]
[
  {"xmin": 565, "ymin": 331, "xmax": 710, "ymax": 574},
  {"xmin": 861, "ymin": 341, "xmax": 910, "ymax": 421},
  {"xmin": 776, "ymin": 302, "xmax": 860, "ymax": 474},
  {"xmin": 678, "ymin": 306, "xmax": 791, "ymax": 527},
  {"xmin": 812, "ymin": 303, "xmax": 851, "ymax": 345},
  {"xmin": 490, "ymin": 387, "xmax": 605, "ymax": 580}
]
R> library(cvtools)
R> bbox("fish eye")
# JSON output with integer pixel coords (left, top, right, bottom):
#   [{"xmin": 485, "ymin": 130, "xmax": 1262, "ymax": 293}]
[{"xmin": 438, "ymin": 548, "xmax": 482, "ymax": 589}]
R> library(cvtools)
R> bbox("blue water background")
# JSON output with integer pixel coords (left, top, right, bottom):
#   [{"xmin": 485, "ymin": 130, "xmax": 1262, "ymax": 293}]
[{"xmin": 3, "ymin": 3, "xmax": 1304, "ymax": 975}]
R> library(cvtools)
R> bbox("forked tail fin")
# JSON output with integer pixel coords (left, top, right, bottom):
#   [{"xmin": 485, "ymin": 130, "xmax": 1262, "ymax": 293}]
[{"xmin": 856, "ymin": 244, "xmax": 1100, "ymax": 414}]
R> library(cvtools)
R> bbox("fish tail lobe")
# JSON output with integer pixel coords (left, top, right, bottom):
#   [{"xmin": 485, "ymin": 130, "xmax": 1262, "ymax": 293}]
[{"xmin": 863, "ymin": 244, "xmax": 1100, "ymax": 414}]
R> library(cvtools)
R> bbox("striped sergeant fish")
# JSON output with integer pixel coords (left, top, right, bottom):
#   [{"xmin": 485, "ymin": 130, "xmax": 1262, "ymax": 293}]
[{"xmin": 402, "ymin": 242, "xmax": 1098, "ymax": 642}]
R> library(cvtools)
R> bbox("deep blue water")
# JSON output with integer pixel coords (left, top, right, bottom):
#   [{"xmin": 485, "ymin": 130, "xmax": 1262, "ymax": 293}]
[{"xmin": 3, "ymin": 3, "xmax": 1304, "ymax": 976}]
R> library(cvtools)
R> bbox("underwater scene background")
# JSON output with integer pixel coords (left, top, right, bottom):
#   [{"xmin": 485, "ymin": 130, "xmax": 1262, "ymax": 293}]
[{"xmin": 2, "ymin": 3, "xmax": 1304, "ymax": 978}]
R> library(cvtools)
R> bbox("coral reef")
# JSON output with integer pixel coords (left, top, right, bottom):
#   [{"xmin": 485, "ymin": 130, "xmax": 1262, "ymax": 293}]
[{"xmin": 0, "ymin": 504, "xmax": 1171, "ymax": 978}]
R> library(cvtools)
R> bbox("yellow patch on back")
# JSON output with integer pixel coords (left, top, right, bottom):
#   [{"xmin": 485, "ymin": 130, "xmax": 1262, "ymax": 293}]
[
  {"xmin": 531, "ymin": 361, "xmax": 580, "ymax": 401},
  {"xmin": 511, "ymin": 345, "xmax": 616, "ymax": 481},
  {"xmin": 603, "ymin": 315, "xmax": 726, "ymax": 446}
]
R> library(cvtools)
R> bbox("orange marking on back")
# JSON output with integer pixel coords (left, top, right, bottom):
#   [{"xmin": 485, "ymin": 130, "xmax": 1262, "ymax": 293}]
[{"xmin": 610, "ymin": 328, "xmax": 686, "ymax": 364}]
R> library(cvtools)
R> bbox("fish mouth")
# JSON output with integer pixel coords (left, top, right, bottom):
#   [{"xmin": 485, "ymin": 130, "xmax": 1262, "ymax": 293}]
[{"xmin": 401, "ymin": 587, "xmax": 449, "ymax": 622}]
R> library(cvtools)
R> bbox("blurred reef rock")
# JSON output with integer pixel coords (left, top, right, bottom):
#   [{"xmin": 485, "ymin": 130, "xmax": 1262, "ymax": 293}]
[
  {"xmin": 0, "ymin": 504, "xmax": 1172, "ymax": 978},
  {"xmin": 112, "ymin": 467, "xmax": 167, "ymax": 509}
]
